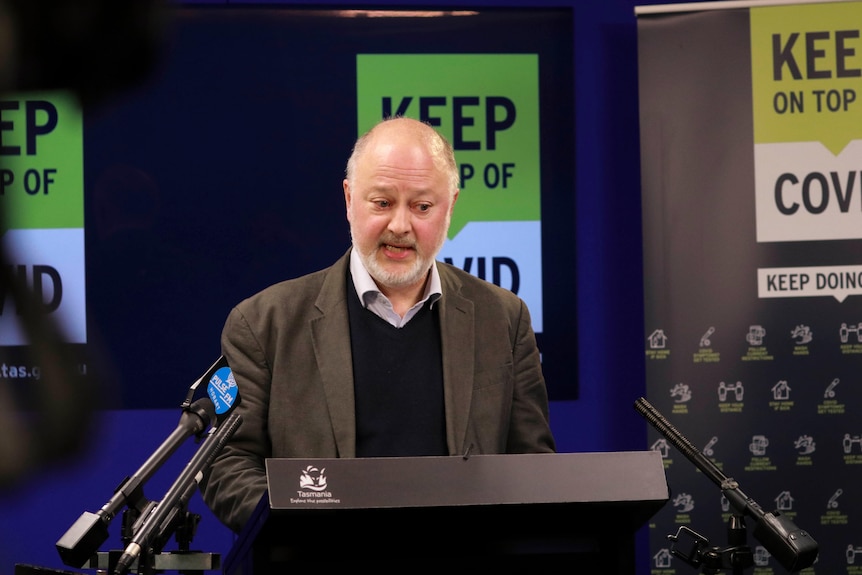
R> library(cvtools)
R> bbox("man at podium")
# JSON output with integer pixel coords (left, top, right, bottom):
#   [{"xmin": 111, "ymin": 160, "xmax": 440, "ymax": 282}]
[{"xmin": 202, "ymin": 117, "xmax": 556, "ymax": 532}]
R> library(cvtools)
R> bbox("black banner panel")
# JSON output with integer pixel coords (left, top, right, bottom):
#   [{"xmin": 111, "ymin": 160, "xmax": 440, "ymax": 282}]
[{"xmin": 638, "ymin": 1, "xmax": 862, "ymax": 573}]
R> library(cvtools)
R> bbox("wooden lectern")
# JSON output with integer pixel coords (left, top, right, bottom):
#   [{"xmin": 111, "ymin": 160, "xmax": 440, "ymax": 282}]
[{"xmin": 223, "ymin": 451, "xmax": 668, "ymax": 573}]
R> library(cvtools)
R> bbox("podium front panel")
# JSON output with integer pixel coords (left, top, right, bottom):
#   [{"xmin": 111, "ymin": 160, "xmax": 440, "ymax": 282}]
[
  {"xmin": 224, "ymin": 452, "xmax": 668, "ymax": 573},
  {"xmin": 266, "ymin": 451, "xmax": 667, "ymax": 514}
]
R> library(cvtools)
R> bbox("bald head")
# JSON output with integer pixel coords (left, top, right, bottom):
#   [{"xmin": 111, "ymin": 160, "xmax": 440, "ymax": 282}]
[{"xmin": 345, "ymin": 117, "xmax": 459, "ymax": 199}]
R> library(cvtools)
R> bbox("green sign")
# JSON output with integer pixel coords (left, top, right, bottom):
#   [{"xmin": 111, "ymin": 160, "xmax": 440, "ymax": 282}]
[
  {"xmin": 357, "ymin": 54, "xmax": 541, "ymax": 238},
  {"xmin": 0, "ymin": 91, "xmax": 84, "ymax": 233}
]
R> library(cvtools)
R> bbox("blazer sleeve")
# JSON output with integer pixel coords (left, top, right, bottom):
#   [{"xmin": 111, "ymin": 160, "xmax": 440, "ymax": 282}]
[
  {"xmin": 201, "ymin": 305, "xmax": 271, "ymax": 533},
  {"xmin": 506, "ymin": 298, "xmax": 556, "ymax": 454}
]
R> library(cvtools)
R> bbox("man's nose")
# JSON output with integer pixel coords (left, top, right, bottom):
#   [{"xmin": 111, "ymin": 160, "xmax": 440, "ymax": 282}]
[{"xmin": 388, "ymin": 205, "xmax": 411, "ymax": 235}]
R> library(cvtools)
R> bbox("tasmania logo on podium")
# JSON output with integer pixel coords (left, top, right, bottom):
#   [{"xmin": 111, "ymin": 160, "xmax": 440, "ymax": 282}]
[
  {"xmin": 0, "ymin": 92, "xmax": 86, "ymax": 344},
  {"xmin": 356, "ymin": 54, "xmax": 544, "ymax": 332},
  {"xmin": 751, "ymin": 2, "xmax": 862, "ymax": 244},
  {"xmin": 299, "ymin": 465, "xmax": 327, "ymax": 491},
  {"xmin": 291, "ymin": 465, "xmax": 341, "ymax": 505}
]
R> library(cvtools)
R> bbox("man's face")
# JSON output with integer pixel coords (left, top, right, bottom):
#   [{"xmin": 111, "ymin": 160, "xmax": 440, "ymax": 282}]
[{"xmin": 344, "ymin": 124, "xmax": 457, "ymax": 295}]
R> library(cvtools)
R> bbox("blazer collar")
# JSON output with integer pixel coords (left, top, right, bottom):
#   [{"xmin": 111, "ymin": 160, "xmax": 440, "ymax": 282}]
[
  {"xmin": 438, "ymin": 264, "xmax": 475, "ymax": 455},
  {"xmin": 311, "ymin": 250, "xmax": 356, "ymax": 457}
]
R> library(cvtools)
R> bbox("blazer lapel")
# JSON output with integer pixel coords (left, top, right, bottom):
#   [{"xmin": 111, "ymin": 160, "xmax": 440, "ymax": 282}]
[
  {"xmin": 310, "ymin": 251, "xmax": 356, "ymax": 457},
  {"xmin": 438, "ymin": 265, "xmax": 475, "ymax": 455}
]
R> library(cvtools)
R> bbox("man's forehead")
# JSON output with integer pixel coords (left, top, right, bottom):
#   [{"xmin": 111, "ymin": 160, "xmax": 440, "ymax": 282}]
[
  {"xmin": 360, "ymin": 170, "xmax": 447, "ymax": 197},
  {"xmin": 358, "ymin": 141, "xmax": 438, "ymax": 175}
]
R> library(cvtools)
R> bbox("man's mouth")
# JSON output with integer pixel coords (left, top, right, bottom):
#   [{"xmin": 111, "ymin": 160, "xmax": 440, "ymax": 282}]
[
  {"xmin": 384, "ymin": 243, "xmax": 411, "ymax": 252},
  {"xmin": 380, "ymin": 242, "xmax": 415, "ymax": 260}
]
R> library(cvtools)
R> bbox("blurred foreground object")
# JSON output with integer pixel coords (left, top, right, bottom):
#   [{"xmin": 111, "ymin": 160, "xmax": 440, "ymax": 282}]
[
  {"xmin": 0, "ymin": 0, "xmax": 168, "ymax": 487},
  {"xmin": 0, "ymin": 251, "xmax": 96, "ymax": 486},
  {"xmin": 1, "ymin": 0, "xmax": 167, "ymax": 106}
]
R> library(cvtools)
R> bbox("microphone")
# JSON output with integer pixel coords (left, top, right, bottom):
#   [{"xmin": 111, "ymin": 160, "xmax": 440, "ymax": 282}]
[
  {"xmin": 180, "ymin": 356, "xmax": 238, "ymax": 418},
  {"xmin": 634, "ymin": 397, "xmax": 818, "ymax": 572},
  {"xmin": 203, "ymin": 356, "xmax": 240, "ymax": 424},
  {"xmin": 112, "ymin": 357, "xmax": 241, "ymax": 575},
  {"xmin": 55, "ymin": 397, "xmax": 215, "ymax": 568},
  {"xmin": 112, "ymin": 410, "xmax": 242, "ymax": 575}
]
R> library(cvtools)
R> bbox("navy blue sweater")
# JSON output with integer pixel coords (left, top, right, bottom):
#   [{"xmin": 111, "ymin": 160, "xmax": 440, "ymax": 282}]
[{"xmin": 347, "ymin": 280, "xmax": 447, "ymax": 457}]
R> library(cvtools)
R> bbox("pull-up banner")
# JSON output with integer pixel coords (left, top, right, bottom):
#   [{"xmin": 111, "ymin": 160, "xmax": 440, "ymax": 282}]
[{"xmin": 637, "ymin": 1, "xmax": 862, "ymax": 572}]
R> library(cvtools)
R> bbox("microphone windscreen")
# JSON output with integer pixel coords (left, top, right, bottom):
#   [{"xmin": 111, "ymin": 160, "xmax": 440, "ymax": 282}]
[{"xmin": 207, "ymin": 361, "xmax": 239, "ymax": 421}]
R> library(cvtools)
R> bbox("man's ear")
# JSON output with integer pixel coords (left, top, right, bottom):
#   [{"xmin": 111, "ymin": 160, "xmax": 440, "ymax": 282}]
[{"xmin": 343, "ymin": 179, "xmax": 352, "ymax": 219}]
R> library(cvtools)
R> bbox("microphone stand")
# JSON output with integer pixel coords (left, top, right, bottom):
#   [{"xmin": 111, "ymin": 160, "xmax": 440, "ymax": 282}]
[
  {"xmin": 113, "ymin": 411, "xmax": 242, "ymax": 575},
  {"xmin": 56, "ymin": 398, "xmax": 215, "ymax": 568},
  {"xmin": 634, "ymin": 397, "xmax": 818, "ymax": 573}
]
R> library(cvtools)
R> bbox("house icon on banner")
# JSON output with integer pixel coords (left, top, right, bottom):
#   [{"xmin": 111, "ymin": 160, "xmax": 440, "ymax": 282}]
[
  {"xmin": 775, "ymin": 491, "xmax": 794, "ymax": 511},
  {"xmin": 772, "ymin": 380, "xmax": 791, "ymax": 400},
  {"xmin": 654, "ymin": 549, "xmax": 673, "ymax": 568},
  {"xmin": 648, "ymin": 329, "xmax": 668, "ymax": 349}
]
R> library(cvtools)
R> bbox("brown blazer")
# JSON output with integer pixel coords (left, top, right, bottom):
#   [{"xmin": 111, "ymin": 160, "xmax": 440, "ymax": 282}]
[{"xmin": 202, "ymin": 249, "xmax": 555, "ymax": 532}]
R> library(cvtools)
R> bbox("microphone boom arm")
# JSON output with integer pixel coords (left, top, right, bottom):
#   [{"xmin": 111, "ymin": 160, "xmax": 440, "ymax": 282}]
[
  {"xmin": 113, "ymin": 411, "xmax": 243, "ymax": 575},
  {"xmin": 55, "ymin": 398, "xmax": 216, "ymax": 568},
  {"xmin": 634, "ymin": 397, "xmax": 818, "ymax": 572}
]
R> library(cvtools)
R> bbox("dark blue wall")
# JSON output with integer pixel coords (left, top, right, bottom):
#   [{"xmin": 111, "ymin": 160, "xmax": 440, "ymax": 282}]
[{"xmin": 0, "ymin": 0, "xmax": 696, "ymax": 572}]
